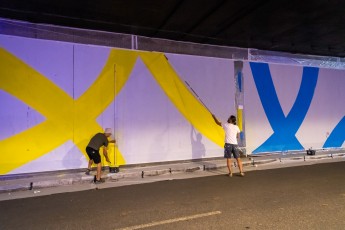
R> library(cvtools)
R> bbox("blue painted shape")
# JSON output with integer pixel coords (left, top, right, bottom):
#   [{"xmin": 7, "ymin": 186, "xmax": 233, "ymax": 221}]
[
  {"xmin": 250, "ymin": 62, "xmax": 319, "ymax": 153},
  {"xmin": 237, "ymin": 71, "xmax": 242, "ymax": 92},
  {"xmin": 323, "ymin": 116, "xmax": 345, "ymax": 148},
  {"xmin": 240, "ymin": 131, "xmax": 244, "ymax": 141}
]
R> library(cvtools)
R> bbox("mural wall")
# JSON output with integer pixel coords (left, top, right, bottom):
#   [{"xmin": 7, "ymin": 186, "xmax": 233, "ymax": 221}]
[
  {"xmin": 1, "ymin": 35, "xmax": 344, "ymax": 175},
  {"xmin": 244, "ymin": 62, "xmax": 345, "ymax": 154},
  {"xmin": 0, "ymin": 35, "xmax": 235, "ymax": 175}
]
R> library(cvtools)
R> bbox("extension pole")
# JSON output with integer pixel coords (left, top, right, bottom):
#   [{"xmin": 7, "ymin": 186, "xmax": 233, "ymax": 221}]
[
  {"xmin": 184, "ymin": 80, "xmax": 212, "ymax": 113},
  {"xmin": 113, "ymin": 64, "xmax": 116, "ymax": 169}
]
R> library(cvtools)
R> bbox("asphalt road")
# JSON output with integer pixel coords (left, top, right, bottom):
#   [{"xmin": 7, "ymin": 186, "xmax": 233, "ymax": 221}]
[{"xmin": 1, "ymin": 161, "xmax": 345, "ymax": 230}]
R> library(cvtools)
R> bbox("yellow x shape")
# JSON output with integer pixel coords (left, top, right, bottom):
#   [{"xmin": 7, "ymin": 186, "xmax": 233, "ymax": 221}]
[{"xmin": 0, "ymin": 48, "xmax": 139, "ymax": 174}]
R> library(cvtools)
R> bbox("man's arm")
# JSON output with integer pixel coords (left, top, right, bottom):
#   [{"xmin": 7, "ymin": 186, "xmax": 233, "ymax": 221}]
[
  {"xmin": 236, "ymin": 127, "xmax": 241, "ymax": 143},
  {"xmin": 103, "ymin": 148, "xmax": 111, "ymax": 163},
  {"xmin": 212, "ymin": 114, "xmax": 222, "ymax": 126}
]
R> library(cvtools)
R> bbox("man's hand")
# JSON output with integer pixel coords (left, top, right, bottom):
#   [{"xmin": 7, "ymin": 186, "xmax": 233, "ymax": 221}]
[
  {"xmin": 105, "ymin": 154, "xmax": 111, "ymax": 164},
  {"xmin": 212, "ymin": 114, "xmax": 222, "ymax": 126}
]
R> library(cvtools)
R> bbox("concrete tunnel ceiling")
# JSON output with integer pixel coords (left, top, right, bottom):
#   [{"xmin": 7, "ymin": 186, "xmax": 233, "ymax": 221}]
[{"xmin": 1, "ymin": 0, "xmax": 345, "ymax": 57}]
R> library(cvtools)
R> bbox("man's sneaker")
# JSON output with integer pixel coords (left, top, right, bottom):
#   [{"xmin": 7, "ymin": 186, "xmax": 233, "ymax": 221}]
[
  {"xmin": 93, "ymin": 175, "xmax": 105, "ymax": 182},
  {"xmin": 94, "ymin": 179, "xmax": 105, "ymax": 184},
  {"xmin": 85, "ymin": 169, "xmax": 91, "ymax": 175}
]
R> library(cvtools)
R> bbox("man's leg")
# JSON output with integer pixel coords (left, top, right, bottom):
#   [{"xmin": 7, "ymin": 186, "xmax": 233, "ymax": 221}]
[
  {"xmin": 85, "ymin": 159, "xmax": 93, "ymax": 175},
  {"xmin": 227, "ymin": 158, "xmax": 233, "ymax": 176},
  {"xmin": 85, "ymin": 147, "xmax": 93, "ymax": 175},
  {"xmin": 96, "ymin": 163, "xmax": 102, "ymax": 181},
  {"xmin": 236, "ymin": 158, "xmax": 245, "ymax": 176},
  {"xmin": 88, "ymin": 160, "xmax": 93, "ymax": 170},
  {"xmin": 233, "ymin": 146, "xmax": 244, "ymax": 176}
]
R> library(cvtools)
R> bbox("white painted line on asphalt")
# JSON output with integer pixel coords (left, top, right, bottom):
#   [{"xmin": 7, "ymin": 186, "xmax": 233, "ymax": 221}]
[{"xmin": 116, "ymin": 211, "xmax": 221, "ymax": 230}]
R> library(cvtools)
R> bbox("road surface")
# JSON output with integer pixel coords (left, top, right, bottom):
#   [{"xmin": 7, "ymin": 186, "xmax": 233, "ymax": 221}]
[{"xmin": 1, "ymin": 161, "xmax": 345, "ymax": 229}]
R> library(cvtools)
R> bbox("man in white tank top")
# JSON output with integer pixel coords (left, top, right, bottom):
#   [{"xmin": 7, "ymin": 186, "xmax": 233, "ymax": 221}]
[{"xmin": 212, "ymin": 114, "xmax": 245, "ymax": 177}]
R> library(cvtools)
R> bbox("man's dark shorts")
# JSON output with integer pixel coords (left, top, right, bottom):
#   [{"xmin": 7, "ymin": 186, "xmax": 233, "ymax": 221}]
[
  {"xmin": 86, "ymin": 146, "xmax": 101, "ymax": 164},
  {"xmin": 224, "ymin": 143, "xmax": 240, "ymax": 159}
]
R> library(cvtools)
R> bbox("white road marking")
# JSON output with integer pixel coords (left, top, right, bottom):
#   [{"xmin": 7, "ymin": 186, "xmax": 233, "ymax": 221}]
[{"xmin": 116, "ymin": 211, "xmax": 221, "ymax": 230}]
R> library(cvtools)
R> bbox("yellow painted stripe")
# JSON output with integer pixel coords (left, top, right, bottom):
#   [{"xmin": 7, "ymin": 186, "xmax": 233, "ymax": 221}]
[
  {"xmin": 237, "ymin": 108, "xmax": 243, "ymax": 131},
  {"xmin": 139, "ymin": 52, "xmax": 224, "ymax": 147}
]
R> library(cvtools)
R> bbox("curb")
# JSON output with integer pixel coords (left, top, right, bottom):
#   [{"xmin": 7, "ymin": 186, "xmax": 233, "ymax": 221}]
[{"xmin": 1, "ymin": 153, "xmax": 344, "ymax": 194}]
